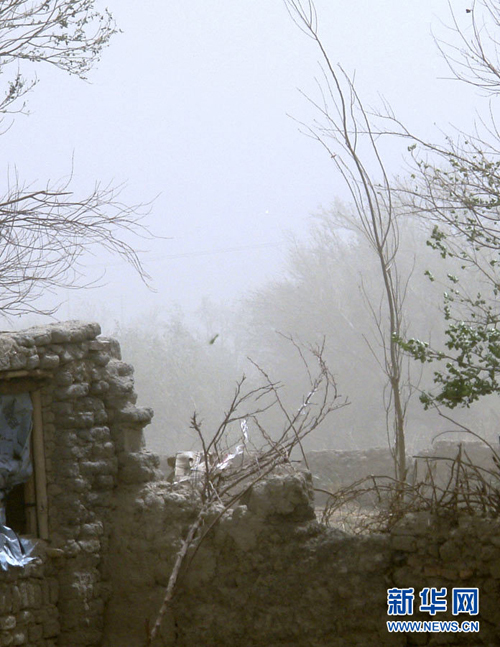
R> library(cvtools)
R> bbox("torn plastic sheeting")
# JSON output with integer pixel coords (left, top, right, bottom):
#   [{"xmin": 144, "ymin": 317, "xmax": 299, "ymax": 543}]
[
  {"xmin": 173, "ymin": 422, "xmax": 250, "ymax": 484},
  {"xmin": 215, "ymin": 419, "xmax": 249, "ymax": 471},
  {"xmin": 0, "ymin": 524, "xmax": 36, "ymax": 570},
  {"xmin": 173, "ymin": 447, "xmax": 245, "ymax": 484},
  {"xmin": 215, "ymin": 445, "xmax": 244, "ymax": 472},
  {"xmin": 241, "ymin": 419, "xmax": 249, "ymax": 441}
]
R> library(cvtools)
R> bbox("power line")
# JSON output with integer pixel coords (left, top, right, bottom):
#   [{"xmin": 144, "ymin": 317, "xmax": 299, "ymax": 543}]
[
  {"xmin": 87, "ymin": 240, "xmax": 286, "ymax": 268},
  {"xmin": 153, "ymin": 240, "xmax": 285, "ymax": 261}
]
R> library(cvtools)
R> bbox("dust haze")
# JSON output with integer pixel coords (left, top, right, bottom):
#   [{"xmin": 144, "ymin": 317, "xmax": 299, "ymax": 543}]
[{"xmin": 7, "ymin": 0, "xmax": 500, "ymax": 459}]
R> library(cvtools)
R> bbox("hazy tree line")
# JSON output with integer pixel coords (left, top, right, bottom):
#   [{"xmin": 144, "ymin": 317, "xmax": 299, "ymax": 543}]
[{"xmin": 118, "ymin": 204, "xmax": 500, "ymax": 458}]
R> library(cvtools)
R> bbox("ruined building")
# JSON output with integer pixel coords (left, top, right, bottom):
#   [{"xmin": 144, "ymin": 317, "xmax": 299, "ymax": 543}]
[{"xmin": 0, "ymin": 321, "xmax": 499, "ymax": 647}]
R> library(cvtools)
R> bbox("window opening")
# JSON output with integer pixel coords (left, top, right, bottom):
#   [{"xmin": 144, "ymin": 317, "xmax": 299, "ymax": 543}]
[
  {"xmin": 0, "ymin": 392, "xmax": 33, "ymax": 529},
  {"xmin": 0, "ymin": 376, "xmax": 49, "ymax": 541},
  {"xmin": 0, "ymin": 371, "xmax": 51, "ymax": 569},
  {"xmin": 0, "ymin": 390, "xmax": 39, "ymax": 568},
  {"xmin": 5, "ymin": 482, "xmax": 28, "ymax": 534}
]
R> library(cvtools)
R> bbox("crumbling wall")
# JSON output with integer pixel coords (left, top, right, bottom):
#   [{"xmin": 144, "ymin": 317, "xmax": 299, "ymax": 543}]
[
  {"xmin": 103, "ymin": 470, "xmax": 500, "ymax": 647},
  {"xmin": 1, "ymin": 322, "xmax": 499, "ymax": 647},
  {"xmin": 0, "ymin": 321, "xmax": 158, "ymax": 647}
]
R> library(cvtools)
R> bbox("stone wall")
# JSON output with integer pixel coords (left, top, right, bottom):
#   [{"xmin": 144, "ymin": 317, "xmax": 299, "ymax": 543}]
[
  {"xmin": 306, "ymin": 447, "xmax": 396, "ymax": 500},
  {"xmin": 0, "ymin": 557, "xmax": 58, "ymax": 647},
  {"xmin": 0, "ymin": 321, "xmax": 158, "ymax": 647}
]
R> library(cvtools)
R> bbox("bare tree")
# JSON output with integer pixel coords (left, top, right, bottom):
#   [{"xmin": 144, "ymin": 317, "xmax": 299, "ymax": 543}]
[
  {"xmin": 436, "ymin": 0, "xmax": 500, "ymax": 94},
  {"xmin": 283, "ymin": 0, "xmax": 412, "ymax": 483},
  {"xmin": 0, "ymin": 1, "xmax": 152, "ymax": 317},
  {"xmin": 386, "ymin": 1, "xmax": 500, "ymax": 266}
]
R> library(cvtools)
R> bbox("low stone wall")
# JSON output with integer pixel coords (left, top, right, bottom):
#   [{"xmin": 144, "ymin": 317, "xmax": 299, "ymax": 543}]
[
  {"xmin": 306, "ymin": 443, "xmax": 498, "ymax": 503},
  {"xmin": 306, "ymin": 447, "xmax": 396, "ymax": 498}
]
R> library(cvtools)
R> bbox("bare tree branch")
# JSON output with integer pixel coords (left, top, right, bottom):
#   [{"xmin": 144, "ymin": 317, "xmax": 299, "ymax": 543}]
[
  {"xmin": 0, "ymin": 172, "xmax": 154, "ymax": 317},
  {"xmin": 435, "ymin": 0, "xmax": 500, "ymax": 95},
  {"xmin": 145, "ymin": 341, "xmax": 347, "ymax": 645}
]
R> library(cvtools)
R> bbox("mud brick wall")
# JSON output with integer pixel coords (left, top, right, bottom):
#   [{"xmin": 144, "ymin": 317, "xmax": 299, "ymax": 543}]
[
  {"xmin": 306, "ymin": 444, "xmax": 497, "ymax": 504},
  {"xmin": 103, "ymin": 471, "xmax": 500, "ymax": 647},
  {"xmin": 306, "ymin": 447, "xmax": 396, "ymax": 498}
]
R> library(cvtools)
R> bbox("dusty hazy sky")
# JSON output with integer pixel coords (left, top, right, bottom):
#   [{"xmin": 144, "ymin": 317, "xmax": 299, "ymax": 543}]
[{"xmin": 4, "ymin": 0, "xmax": 479, "ymax": 327}]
